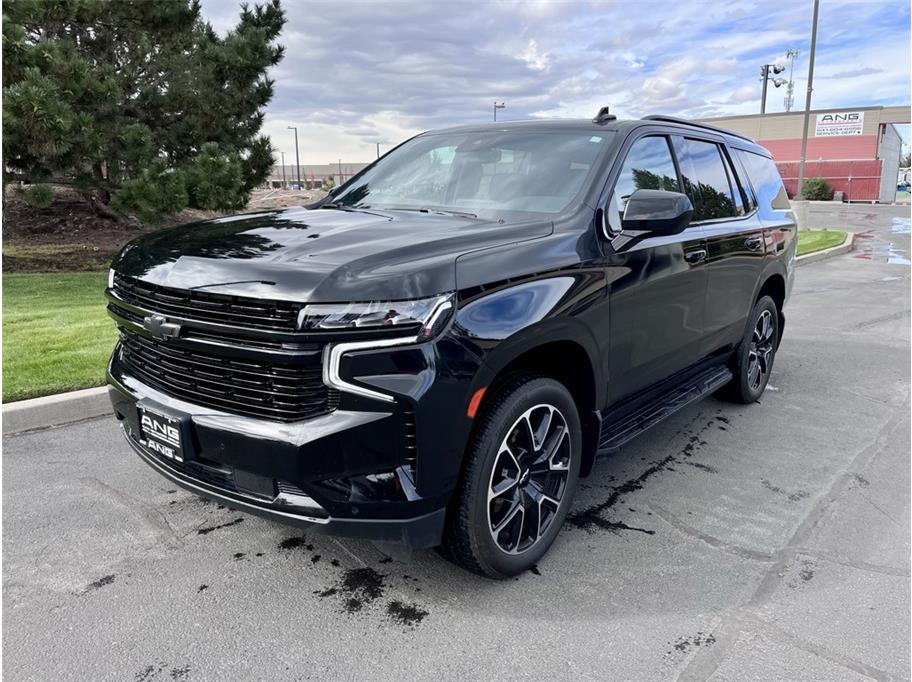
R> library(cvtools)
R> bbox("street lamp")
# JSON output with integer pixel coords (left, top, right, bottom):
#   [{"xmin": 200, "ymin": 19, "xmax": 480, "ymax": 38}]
[
  {"xmin": 287, "ymin": 126, "xmax": 302, "ymax": 190},
  {"xmin": 760, "ymin": 63, "xmax": 787, "ymax": 114},
  {"xmin": 797, "ymin": 0, "xmax": 821, "ymax": 200},
  {"xmin": 494, "ymin": 101, "xmax": 505, "ymax": 122}
]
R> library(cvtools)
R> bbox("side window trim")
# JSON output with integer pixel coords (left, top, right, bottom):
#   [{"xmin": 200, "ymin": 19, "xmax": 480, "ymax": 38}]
[
  {"xmin": 670, "ymin": 134, "xmax": 708, "ymax": 225},
  {"xmin": 720, "ymin": 144, "xmax": 755, "ymax": 216},
  {"xmin": 598, "ymin": 131, "xmax": 681, "ymax": 209},
  {"xmin": 674, "ymin": 135, "xmax": 757, "ymax": 225},
  {"xmin": 599, "ymin": 132, "xmax": 683, "ymax": 236},
  {"xmin": 729, "ymin": 147, "xmax": 759, "ymax": 213}
]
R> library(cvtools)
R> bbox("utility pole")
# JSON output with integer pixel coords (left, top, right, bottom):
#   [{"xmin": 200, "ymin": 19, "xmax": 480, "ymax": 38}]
[
  {"xmin": 280, "ymin": 151, "xmax": 287, "ymax": 189},
  {"xmin": 797, "ymin": 0, "xmax": 820, "ymax": 200},
  {"xmin": 494, "ymin": 101, "xmax": 505, "ymax": 121},
  {"xmin": 376, "ymin": 142, "xmax": 380, "ymax": 159},
  {"xmin": 288, "ymin": 126, "xmax": 301, "ymax": 190},
  {"xmin": 338, "ymin": 159, "xmax": 342, "ymax": 185}
]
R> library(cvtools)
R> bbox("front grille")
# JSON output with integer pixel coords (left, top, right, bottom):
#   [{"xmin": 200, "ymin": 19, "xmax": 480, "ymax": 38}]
[
  {"xmin": 118, "ymin": 331, "xmax": 337, "ymax": 421},
  {"xmin": 113, "ymin": 273, "xmax": 302, "ymax": 332}
]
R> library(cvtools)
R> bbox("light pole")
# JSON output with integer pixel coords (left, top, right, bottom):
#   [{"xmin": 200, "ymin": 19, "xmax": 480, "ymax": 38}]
[
  {"xmin": 797, "ymin": 0, "xmax": 820, "ymax": 200},
  {"xmin": 280, "ymin": 151, "xmax": 287, "ymax": 189},
  {"xmin": 376, "ymin": 142, "xmax": 380, "ymax": 159},
  {"xmin": 494, "ymin": 101, "xmax": 505, "ymax": 121},
  {"xmin": 760, "ymin": 63, "xmax": 787, "ymax": 114},
  {"xmin": 287, "ymin": 126, "xmax": 301, "ymax": 190}
]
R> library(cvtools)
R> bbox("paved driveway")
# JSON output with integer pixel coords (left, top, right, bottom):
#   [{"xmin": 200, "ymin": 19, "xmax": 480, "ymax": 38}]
[{"xmin": 4, "ymin": 206, "xmax": 910, "ymax": 681}]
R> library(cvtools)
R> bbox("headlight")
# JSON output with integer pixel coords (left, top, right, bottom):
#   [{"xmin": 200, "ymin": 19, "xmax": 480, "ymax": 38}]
[
  {"xmin": 297, "ymin": 294, "xmax": 453, "ymax": 338},
  {"xmin": 108, "ymin": 268, "xmax": 116, "ymax": 289}
]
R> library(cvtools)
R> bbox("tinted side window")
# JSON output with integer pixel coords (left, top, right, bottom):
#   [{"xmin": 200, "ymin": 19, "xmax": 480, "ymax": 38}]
[
  {"xmin": 731, "ymin": 151, "xmax": 757, "ymax": 211},
  {"xmin": 677, "ymin": 139, "xmax": 737, "ymax": 221},
  {"xmin": 721, "ymin": 148, "xmax": 747, "ymax": 216},
  {"xmin": 735, "ymin": 149, "xmax": 790, "ymax": 210},
  {"xmin": 608, "ymin": 136, "xmax": 679, "ymax": 231}
]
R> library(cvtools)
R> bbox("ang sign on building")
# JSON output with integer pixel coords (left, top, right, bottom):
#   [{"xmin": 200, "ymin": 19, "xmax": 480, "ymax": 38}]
[{"xmin": 815, "ymin": 111, "xmax": 864, "ymax": 137}]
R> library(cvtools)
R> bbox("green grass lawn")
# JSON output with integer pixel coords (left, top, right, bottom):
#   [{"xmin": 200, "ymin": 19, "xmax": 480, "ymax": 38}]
[
  {"xmin": 797, "ymin": 229, "xmax": 847, "ymax": 257},
  {"xmin": 3, "ymin": 272, "xmax": 116, "ymax": 402}
]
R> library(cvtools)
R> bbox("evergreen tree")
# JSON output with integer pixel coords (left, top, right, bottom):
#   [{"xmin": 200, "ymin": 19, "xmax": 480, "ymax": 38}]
[{"xmin": 2, "ymin": 0, "xmax": 285, "ymax": 222}]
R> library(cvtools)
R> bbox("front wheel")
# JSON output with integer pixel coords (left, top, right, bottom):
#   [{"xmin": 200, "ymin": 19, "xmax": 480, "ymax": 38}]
[
  {"xmin": 723, "ymin": 295, "xmax": 779, "ymax": 404},
  {"xmin": 442, "ymin": 375, "xmax": 581, "ymax": 578}
]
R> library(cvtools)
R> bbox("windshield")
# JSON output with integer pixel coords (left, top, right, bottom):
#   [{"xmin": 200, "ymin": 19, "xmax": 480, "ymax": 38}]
[{"xmin": 329, "ymin": 130, "xmax": 612, "ymax": 217}]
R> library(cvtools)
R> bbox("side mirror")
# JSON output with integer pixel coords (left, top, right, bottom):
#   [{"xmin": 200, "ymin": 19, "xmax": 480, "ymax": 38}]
[{"xmin": 621, "ymin": 189, "xmax": 693, "ymax": 235}]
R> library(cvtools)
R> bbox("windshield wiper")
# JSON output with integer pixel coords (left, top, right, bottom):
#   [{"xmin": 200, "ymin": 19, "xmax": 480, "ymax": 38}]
[
  {"xmin": 384, "ymin": 206, "xmax": 478, "ymax": 219},
  {"xmin": 320, "ymin": 202, "xmax": 361, "ymax": 212}
]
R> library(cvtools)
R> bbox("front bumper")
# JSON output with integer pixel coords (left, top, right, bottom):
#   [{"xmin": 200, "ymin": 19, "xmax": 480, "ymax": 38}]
[
  {"xmin": 108, "ymin": 329, "xmax": 485, "ymax": 549},
  {"xmin": 121, "ymin": 426, "xmax": 445, "ymax": 547}
]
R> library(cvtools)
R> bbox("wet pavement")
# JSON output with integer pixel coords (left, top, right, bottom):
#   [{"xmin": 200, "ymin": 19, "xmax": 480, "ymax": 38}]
[{"xmin": 3, "ymin": 204, "xmax": 910, "ymax": 680}]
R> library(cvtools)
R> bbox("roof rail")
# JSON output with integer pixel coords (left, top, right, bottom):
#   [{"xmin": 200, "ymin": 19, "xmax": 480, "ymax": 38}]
[{"xmin": 641, "ymin": 115, "xmax": 755, "ymax": 142}]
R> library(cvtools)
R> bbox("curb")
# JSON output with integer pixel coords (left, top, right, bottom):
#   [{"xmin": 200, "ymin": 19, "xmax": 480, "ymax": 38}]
[
  {"xmin": 796, "ymin": 231, "xmax": 855, "ymax": 267},
  {"xmin": 3, "ymin": 386, "xmax": 112, "ymax": 436}
]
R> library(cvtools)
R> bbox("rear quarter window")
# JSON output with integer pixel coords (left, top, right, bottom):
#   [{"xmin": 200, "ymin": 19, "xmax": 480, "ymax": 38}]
[{"xmin": 735, "ymin": 149, "xmax": 791, "ymax": 210}]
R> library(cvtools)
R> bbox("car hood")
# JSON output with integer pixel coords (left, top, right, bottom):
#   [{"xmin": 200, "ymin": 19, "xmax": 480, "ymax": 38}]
[{"xmin": 112, "ymin": 207, "xmax": 551, "ymax": 302}]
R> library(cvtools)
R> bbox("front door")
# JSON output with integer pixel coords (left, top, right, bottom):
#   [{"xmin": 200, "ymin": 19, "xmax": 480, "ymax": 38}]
[
  {"xmin": 672, "ymin": 137, "xmax": 767, "ymax": 354},
  {"xmin": 603, "ymin": 134, "xmax": 709, "ymax": 405}
]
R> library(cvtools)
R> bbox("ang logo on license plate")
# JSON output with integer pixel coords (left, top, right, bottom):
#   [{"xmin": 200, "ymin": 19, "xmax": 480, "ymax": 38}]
[{"xmin": 140, "ymin": 411, "xmax": 183, "ymax": 461}]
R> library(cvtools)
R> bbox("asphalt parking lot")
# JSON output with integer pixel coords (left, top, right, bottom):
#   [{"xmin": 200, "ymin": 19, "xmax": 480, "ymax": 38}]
[{"xmin": 3, "ymin": 205, "xmax": 910, "ymax": 681}]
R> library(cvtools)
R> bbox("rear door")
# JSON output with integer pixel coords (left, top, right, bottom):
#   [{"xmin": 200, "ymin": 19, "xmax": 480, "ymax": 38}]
[
  {"xmin": 604, "ymin": 133, "xmax": 709, "ymax": 404},
  {"xmin": 672, "ymin": 136, "xmax": 766, "ymax": 354}
]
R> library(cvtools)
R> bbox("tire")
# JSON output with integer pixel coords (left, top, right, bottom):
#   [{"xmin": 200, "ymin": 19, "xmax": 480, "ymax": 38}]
[
  {"xmin": 723, "ymin": 295, "xmax": 779, "ymax": 404},
  {"xmin": 442, "ymin": 374, "xmax": 582, "ymax": 579}
]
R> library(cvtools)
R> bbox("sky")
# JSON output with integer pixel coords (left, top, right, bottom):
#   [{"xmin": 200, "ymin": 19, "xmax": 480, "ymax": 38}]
[{"xmin": 200, "ymin": 0, "xmax": 912, "ymax": 164}]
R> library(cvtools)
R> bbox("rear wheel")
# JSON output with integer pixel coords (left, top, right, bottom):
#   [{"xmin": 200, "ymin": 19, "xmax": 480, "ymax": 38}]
[
  {"xmin": 442, "ymin": 375, "xmax": 581, "ymax": 578},
  {"xmin": 723, "ymin": 295, "xmax": 779, "ymax": 404}
]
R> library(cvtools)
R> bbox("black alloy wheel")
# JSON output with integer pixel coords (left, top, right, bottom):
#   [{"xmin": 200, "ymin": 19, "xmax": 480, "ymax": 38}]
[
  {"xmin": 487, "ymin": 404, "xmax": 572, "ymax": 555},
  {"xmin": 723, "ymin": 295, "xmax": 779, "ymax": 404},
  {"xmin": 442, "ymin": 374, "xmax": 581, "ymax": 578}
]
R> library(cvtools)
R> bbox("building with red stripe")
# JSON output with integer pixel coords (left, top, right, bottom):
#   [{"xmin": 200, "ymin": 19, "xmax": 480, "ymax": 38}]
[{"xmin": 701, "ymin": 105, "xmax": 909, "ymax": 202}]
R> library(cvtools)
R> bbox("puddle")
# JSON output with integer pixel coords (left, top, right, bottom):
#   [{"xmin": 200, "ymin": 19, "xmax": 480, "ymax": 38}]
[
  {"xmin": 891, "ymin": 217, "xmax": 911, "ymax": 235},
  {"xmin": 853, "ymin": 235, "xmax": 911, "ymax": 265}
]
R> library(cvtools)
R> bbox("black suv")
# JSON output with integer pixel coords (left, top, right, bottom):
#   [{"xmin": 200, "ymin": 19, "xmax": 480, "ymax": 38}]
[{"xmin": 106, "ymin": 111, "xmax": 795, "ymax": 578}]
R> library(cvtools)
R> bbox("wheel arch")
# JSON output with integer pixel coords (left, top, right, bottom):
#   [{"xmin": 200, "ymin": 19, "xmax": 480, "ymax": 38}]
[
  {"xmin": 466, "ymin": 325, "xmax": 604, "ymax": 479},
  {"xmin": 754, "ymin": 270, "xmax": 786, "ymax": 346}
]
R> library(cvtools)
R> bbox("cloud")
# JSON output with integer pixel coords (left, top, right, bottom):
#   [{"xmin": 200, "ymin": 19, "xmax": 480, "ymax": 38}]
[
  {"xmin": 201, "ymin": 0, "xmax": 911, "ymax": 162},
  {"xmin": 820, "ymin": 67, "xmax": 884, "ymax": 79}
]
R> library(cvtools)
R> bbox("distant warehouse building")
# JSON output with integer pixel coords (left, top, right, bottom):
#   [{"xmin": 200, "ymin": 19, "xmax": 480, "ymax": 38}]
[
  {"xmin": 700, "ymin": 105, "xmax": 910, "ymax": 202},
  {"xmin": 266, "ymin": 162, "xmax": 370, "ymax": 190}
]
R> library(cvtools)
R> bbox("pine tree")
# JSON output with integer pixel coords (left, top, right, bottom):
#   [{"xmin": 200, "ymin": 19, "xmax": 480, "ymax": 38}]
[{"xmin": 2, "ymin": 0, "xmax": 285, "ymax": 222}]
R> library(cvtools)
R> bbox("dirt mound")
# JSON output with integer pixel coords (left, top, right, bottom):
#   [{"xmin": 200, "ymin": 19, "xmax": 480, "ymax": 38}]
[{"xmin": 2, "ymin": 185, "xmax": 326, "ymax": 273}]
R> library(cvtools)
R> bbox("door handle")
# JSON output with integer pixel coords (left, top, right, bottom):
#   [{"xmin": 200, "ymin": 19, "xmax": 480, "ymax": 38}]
[
  {"xmin": 745, "ymin": 236, "xmax": 764, "ymax": 251},
  {"xmin": 684, "ymin": 248, "xmax": 706, "ymax": 264}
]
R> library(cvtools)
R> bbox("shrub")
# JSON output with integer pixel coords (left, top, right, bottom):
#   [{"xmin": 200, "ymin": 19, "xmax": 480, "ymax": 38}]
[
  {"xmin": 184, "ymin": 143, "xmax": 247, "ymax": 212},
  {"xmin": 19, "ymin": 183, "xmax": 54, "ymax": 209},
  {"xmin": 111, "ymin": 160, "xmax": 188, "ymax": 224},
  {"xmin": 800, "ymin": 177, "xmax": 834, "ymax": 201},
  {"xmin": 322, "ymin": 176, "xmax": 335, "ymax": 191}
]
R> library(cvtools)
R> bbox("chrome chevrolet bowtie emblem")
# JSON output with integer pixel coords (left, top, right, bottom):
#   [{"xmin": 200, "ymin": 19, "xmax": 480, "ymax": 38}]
[{"xmin": 143, "ymin": 314, "xmax": 181, "ymax": 340}]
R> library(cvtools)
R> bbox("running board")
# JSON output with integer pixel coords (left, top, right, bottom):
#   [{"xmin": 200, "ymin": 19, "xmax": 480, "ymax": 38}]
[{"xmin": 598, "ymin": 366, "xmax": 733, "ymax": 453}]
